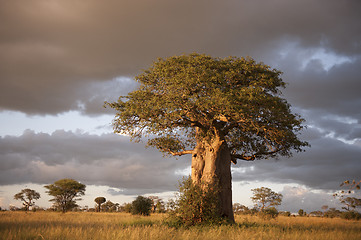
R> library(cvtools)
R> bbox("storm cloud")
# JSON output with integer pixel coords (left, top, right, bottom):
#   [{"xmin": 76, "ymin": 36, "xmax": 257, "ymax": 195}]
[
  {"xmin": 0, "ymin": 130, "xmax": 189, "ymax": 194},
  {"xmin": 1, "ymin": 0, "xmax": 360, "ymax": 115}
]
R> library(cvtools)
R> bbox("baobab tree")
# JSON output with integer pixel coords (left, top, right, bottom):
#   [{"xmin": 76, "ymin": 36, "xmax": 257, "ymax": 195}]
[
  {"xmin": 94, "ymin": 197, "xmax": 106, "ymax": 212},
  {"xmin": 107, "ymin": 53, "xmax": 308, "ymax": 222}
]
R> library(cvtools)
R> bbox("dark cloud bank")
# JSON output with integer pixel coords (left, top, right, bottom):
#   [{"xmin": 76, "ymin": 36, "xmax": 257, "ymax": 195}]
[
  {"xmin": 1, "ymin": 0, "xmax": 361, "ymax": 198},
  {"xmin": 0, "ymin": 130, "xmax": 189, "ymax": 195}
]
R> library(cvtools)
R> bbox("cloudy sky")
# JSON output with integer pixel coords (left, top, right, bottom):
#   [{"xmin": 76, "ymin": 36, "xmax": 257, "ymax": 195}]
[{"xmin": 1, "ymin": 0, "xmax": 360, "ymax": 213}]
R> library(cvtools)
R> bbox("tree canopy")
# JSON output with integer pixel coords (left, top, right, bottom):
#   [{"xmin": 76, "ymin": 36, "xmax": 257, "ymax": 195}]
[
  {"xmin": 94, "ymin": 197, "xmax": 106, "ymax": 212},
  {"xmin": 107, "ymin": 53, "xmax": 308, "ymax": 223},
  {"xmin": 44, "ymin": 179, "xmax": 86, "ymax": 213},
  {"xmin": 107, "ymin": 53, "xmax": 308, "ymax": 163},
  {"xmin": 251, "ymin": 187, "xmax": 283, "ymax": 211},
  {"xmin": 131, "ymin": 196, "xmax": 153, "ymax": 216},
  {"xmin": 14, "ymin": 188, "xmax": 40, "ymax": 212}
]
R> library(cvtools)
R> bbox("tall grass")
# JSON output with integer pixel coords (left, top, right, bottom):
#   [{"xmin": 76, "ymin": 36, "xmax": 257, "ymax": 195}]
[{"xmin": 0, "ymin": 212, "xmax": 360, "ymax": 240}]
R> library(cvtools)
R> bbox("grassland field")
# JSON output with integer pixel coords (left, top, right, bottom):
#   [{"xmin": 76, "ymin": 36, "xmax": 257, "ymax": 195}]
[{"xmin": 0, "ymin": 211, "xmax": 361, "ymax": 240}]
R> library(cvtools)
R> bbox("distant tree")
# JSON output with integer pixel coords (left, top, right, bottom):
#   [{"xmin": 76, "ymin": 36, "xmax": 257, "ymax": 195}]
[
  {"xmin": 321, "ymin": 205, "xmax": 328, "ymax": 212},
  {"xmin": 262, "ymin": 207, "xmax": 279, "ymax": 219},
  {"xmin": 121, "ymin": 203, "xmax": 133, "ymax": 213},
  {"xmin": 251, "ymin": 187, "xmax": 283, "ymax": 211},
  {"xmin": 107, "ymin": 53, "xmax": 308, "ymax": 223},
  {"xmin": 324, "ymin": 208, "xmax": 341, "ymax": 218},
  {"xmin": 94, "ymin": 197, "xmax": 106, "ymax": 212},
  {"xmin": 44, "ymin": 179, "xmax": 86, "ymax": 213},
  {"xmin": 233, "ymin": 203, "xmax": 249, "ymax": 215},
  {"xmin": 309, "ymin": 210, "xmax": 323, "ymax": 217},
  {"xmin": 298, "ymin": 209, "xmax": 306, "ymax": 216},
  {"xmin": 102, "ymin": 200, "xmax": 119, "ymax": 212},
  {"xmin": 279, "ymin": 211, "xmax": 291, "ymax": 217},
  {"xmin": 14, "ymin": 189, "xmax": 40, "ymax": 212},
  {"xmin": 148, "ymin": 196, "xmax": 160, "ymax": 212},
  {"xmin": 131, "ymin": 196, "xmax": 152, "ymax": 216}
]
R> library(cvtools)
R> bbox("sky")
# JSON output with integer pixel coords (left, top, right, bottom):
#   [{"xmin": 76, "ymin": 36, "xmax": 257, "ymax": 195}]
[{"xmin": 1, "ymin": 0, "xmax": 360, "ymax": 213}]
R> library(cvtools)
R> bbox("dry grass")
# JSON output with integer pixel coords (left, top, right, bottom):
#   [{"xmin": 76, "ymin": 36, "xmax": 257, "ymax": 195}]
[{"xmin": 0, "ymin": 211, "xmax": 360, "ymax": 240}]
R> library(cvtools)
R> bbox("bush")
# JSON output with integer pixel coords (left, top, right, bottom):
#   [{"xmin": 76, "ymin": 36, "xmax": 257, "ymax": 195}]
[
  {"xmin": 166, "ymin": 176, "xmax": 227, "ymax": 227},
  {"xmin": 279, "ymin": 211, "xmax": 291, "ymax": 217},
  {"xmin": 340, "ymin": 211, "xmax": 361, "ymax": 220},
  {"xmin": 131, "ymin": 196, "xmax": 152, "ymax": 216},
  {"xmin": 258, "ymin": 207, "xmax": 279, "ymax": 220}
]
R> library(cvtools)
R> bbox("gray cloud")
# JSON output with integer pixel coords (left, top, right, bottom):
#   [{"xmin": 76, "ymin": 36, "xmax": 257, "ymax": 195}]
[
  {"xmin": 279, "ymin": 186, "xmax": 340, "ymax": 213},
  {"xmin": 232, "ymin": 127, "xmax": 361, "ymax": 190},
  {"xmin": 0, "ymin": 130, "xmax": 189, "ymax": 194},
  {"xmin": 1, "ymin": 0, "xmax": 361, "ymax": 114}
]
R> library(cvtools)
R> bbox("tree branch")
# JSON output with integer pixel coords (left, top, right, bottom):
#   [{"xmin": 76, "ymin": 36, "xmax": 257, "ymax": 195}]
[
  {"xmin": 168, "ymin": 150, "xmax": 194, "ymax": 156},
  {"xmin": 231, "ymin": 147, "xmax": 284, "ymax": 164}
]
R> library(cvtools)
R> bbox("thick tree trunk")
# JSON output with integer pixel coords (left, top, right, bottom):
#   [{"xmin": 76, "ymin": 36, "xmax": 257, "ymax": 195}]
[{"xmin": 191, "ymin": 137, "xmax": 235, "ymax": 223}]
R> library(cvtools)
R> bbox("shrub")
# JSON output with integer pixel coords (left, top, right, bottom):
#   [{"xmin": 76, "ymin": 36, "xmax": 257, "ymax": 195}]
[
  {"xmin": 166, "ymin": 176, "xmax": 227, "ymax": 227},
  {"xmin": 279, "ymin": 211, "xmax": 291, "ymax": 217},
  {"xmin": 340, "ymin": 211, "xmax": 361, "ymax": 220},
  {"xmin": 258, "ymin": 207, "xmax": 279, "ymax": 220},
  {"xmin": 131, "ymin": 196, "xmax": 152, "ymax": 216}
]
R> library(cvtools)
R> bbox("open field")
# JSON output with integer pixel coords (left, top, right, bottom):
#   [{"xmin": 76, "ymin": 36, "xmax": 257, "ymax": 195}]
[{"xmin": 0, "ymin": 212, "xmax": 361, "ymax": 240}]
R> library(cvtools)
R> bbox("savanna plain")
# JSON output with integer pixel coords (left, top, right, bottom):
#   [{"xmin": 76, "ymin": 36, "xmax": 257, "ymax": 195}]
[{"xmin": 1, "ymin": 212, "xmax": 361, "ymax": 240}]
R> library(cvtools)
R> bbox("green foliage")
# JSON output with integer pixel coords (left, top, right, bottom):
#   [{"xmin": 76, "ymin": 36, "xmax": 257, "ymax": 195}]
[
  {"xmin": 106, "ymin": 53, "xmax": 308, "ymax": 162},
  {"xmin": 340, "ymin": 211, "xmax": 361, "ymax": 220},
  {"xmin": 14, "ymin": 189, "xmax": 40, "ymax": 212},
  {"xmin": 298, "ymin": 209, "xmax": 306, "ymax": 216},
  {"xmin": 44, "ymin": 179, "xmax": 86, "ymax": 213},
  {"xmin": 323, "ymin": 208, "xmax": 342, "ymax": 218},
  {"xmin": 233, "ymin": 203, "xmax": 250, "ymax": 215},
  {"xmin": 101, "ymin": 200, "xmax": 119, "ymax": 212},
  {"xmin": 131, "ymin": 196, "xmax": 153, "ymax": 216},
  {"xmin": 279, "ymin": 211, "xmax": 291, "ymax": 217},
  {"xmin": 310, "ymin": 211, "xmax": 323, "ymax": 217},
  {"xmin": 166, "ymin": 177, "xmax": 227, "ymax": 227},
  {"xmin": 258, "ymin": 207, "xmax": 279, "ymax": 220},
  {"xmin": 251, "ymin": 187, "xmax": 283, "ymax": 211},
  {"xmin": 122, "ymin": 203, "xmax": 133, "ymax": 213}
]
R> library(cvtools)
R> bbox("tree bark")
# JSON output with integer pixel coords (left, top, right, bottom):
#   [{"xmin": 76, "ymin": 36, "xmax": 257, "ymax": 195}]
[{"xmin": 191, "ymin": 137, "xmax": 235, "ymax": 223}]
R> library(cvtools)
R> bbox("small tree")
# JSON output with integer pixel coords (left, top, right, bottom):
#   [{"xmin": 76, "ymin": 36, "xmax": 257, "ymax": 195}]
[
  {"xmin": 94, "ymin": 197, "xmax": 106, "ymax": 212},
  {"xmin": 14, "ymin": 189, "xmax": 40, "ymax": 212},
  {"xmin": 251, "ymin": 187, "xmax": 283, "ymax": 211},
  {"xmin": 102, "ymin": 200, "xmax": 119, "ymax": 212},
  {"xmin": 44, "ymin": 179, "xmax": 86, "ymax": 213},
  {"xmin": 298, "ymin": 209, "xmax": 306, "ymax": 216},
  {"xmin": 233, "ymin": 203, "xmax": 249, "ymax": 215},
  {"xmin": 321, "ymin": 205, "xmax": 328, "ymax": 212},
  {"xmin": 131, "ymin": 196, "xmax": 152, "ymax": 216},
  {"xmin": 121, "ymin": 203, "xmax": 132, "ymax": 213}
]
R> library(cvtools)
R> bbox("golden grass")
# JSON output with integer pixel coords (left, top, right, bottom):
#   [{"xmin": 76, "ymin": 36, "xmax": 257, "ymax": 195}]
[{"xmin": 0, "ymin": 212, "xmax": 360, "ymax": 240}]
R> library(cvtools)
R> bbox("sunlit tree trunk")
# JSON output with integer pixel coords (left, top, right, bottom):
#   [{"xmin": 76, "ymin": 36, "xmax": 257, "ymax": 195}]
[{"xmin": 191, "ymin": 133, "xmax": 235, "ymax": 223}]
